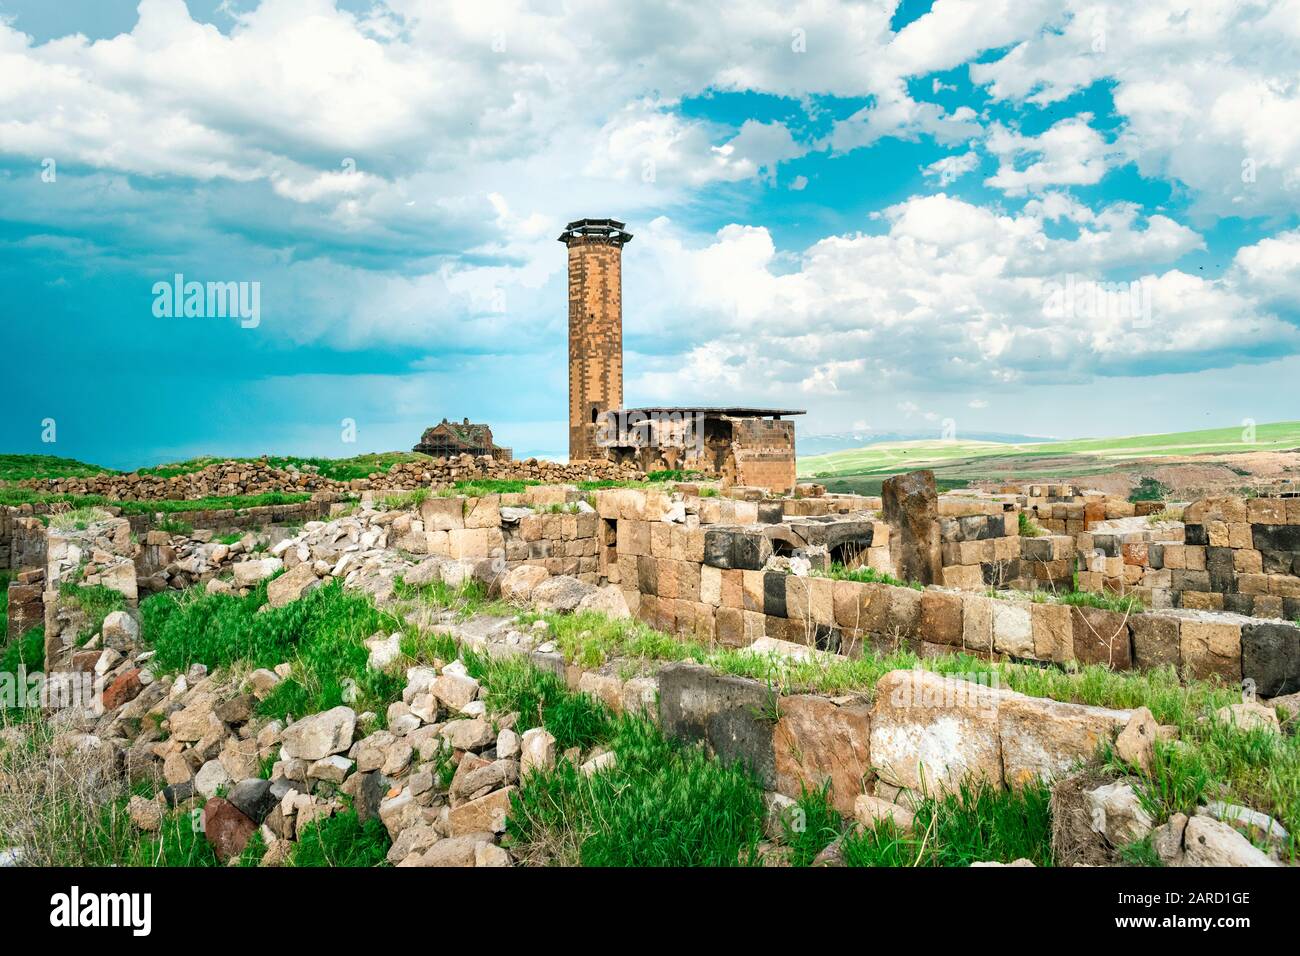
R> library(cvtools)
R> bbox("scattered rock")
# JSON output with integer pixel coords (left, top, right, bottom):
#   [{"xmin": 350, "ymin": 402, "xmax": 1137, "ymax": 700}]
[
  {"xmin": 266, "ymin": 561, "xmax": 318, "ymax": 608},
  {"xmin": 1177, "ymin": 814, "xmax": 1279, "ymax": 867},
  {"xmin": 203, "ymin": 797, "xmax": 256, "ymax": 862},
  {"xmin": 1200, "ymin": 802, "xmax": 1290, "ymax": 855},
  {"xmin": 520, "ymin": 728, "xmax": 557, "ymax": 775},
  {"xmin": 1114, "ymin": 706, "xmax": 1158, "ymax": 774},
  {"xmin": 531, "ymin": 575, "xmax": 596, "ymax": 612},
  {"xmin": 1085, "ymin": 780, "xmax": 1153, "ymax": 847},
  {"xmin": 500, "ymin": 564, "xmax": 551, "ymax": 603},
  {"xmin": 280, "ymin": 706, "xmax": 356, "ymax": 761},
  {"xmin": 853, "ymin": 793, "xmax": 915, "ymax": 834},
  {"xmin": 194, "ymin": 759, "xmax": 232, "ymax": 800},
  {"xmin": 1215, "ymin": 701, "xmax": 1281, "ymax": 734},
  {"xmin": 576, "ymin": 585, "xmax": 631, "ymax": 619},
  {"xmin": 127, "ymin": 794, "xmax": 163, "ymax": 832}
]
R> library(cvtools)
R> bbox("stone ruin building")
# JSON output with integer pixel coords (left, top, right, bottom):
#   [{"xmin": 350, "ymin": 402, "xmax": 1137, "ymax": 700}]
[
  {"xmin": 560, "ymin": 217, "xmax": 803, "ymax": 493},
  {"xmin": 413, "ymin": 418, "xmax": 512, "ymax": 461}
]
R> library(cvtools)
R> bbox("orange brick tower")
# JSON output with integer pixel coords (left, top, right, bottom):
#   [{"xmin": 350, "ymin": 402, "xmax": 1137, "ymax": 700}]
[{"xmin": 559, "ymin": 218, "xmax": 633, "ymax": 461}]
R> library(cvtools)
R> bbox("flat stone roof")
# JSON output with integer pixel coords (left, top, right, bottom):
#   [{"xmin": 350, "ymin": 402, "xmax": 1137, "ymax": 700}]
[{"xmin": 614, "ymin": 407, "xmax": 806, "ymax": 418}]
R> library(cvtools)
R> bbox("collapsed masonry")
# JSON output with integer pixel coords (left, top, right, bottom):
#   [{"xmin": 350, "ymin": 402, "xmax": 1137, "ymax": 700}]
[
  {"xmin": 15, "ymin": 496, "xmax": 1292, "ymax": 867},
  {"xmin": 598, "ymin": 406, "xmax": 802, "ymax": 494}
]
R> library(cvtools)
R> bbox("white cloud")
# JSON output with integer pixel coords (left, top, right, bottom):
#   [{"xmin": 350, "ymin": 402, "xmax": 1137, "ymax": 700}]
[
  {"xmin": 969, "ymin": 0, "xmax": 1300, "ymax": 215},
  {"xmin": 624, "ymin": 194, "xmax": 1297, "ymax": 410},
  {"xmin": 923, "ymin": 149, "xmax": 979, "ymax": 186},
  {"xmin": 984, "ymin": 114, "xmax": 1115, "ymax": 194}
]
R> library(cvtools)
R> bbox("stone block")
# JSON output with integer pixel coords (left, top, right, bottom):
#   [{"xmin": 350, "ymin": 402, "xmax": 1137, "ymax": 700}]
[
  {"xmin": 1070, "ymin": 606, "xmax": 1133, "ymax": 670},
  {"xmin": 869, "ymin": 669, "xmax": 1009, "ymax": 793},
  {"xmin": 919, "ymin": 590, "xmax": 963, "ymax": 646},
  {"xmin": 773, "ymin": 695, "xmax": 871, "ymax": 815},
  {"xmin": 657, "ymin": 663, "xmax": 776, "ymax": 788},
  {"xmin": 1129, "ymin": 614, "xmax": 1180, "ymax": 670},
  {"xmin": 1030, "ymin": 602, "xmax": 1072, "ymax": 664},
  {"xmin": 1181, "ymin": 619, "xmax": 1242, "ymax": 683},
  {"xmin": 992, "ymin": 602, "xmax": 1034, "ymax": 658},
  {"xmin": 1241, "ymin": 622, "xmax": 1300, "ymax": 697}
]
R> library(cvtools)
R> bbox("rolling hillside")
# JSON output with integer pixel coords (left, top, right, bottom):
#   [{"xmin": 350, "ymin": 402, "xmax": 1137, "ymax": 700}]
[{"xmin": 797, "ymin": 421, "xmax": 1300, "ymax": 495}]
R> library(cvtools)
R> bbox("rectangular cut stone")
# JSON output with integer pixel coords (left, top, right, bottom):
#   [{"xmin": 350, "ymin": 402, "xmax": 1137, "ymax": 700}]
[
  {"xmin": 1241, "ymin": 622, "xmax": 1300, "ymax": 697},
  {"xmin": 1030, "ymin": 602, "xmax": 1073, "ymax": 664},
  {"xmin": 920, "ymin": 590, "xmax": 964, "ymax": 646},
  {"xmin": 998, "ymin": 696, "xmax": 1130, "ymax": 789},
  {"xmin": 1129, "ymin": 614, "xmax": 1180, "ymax": 670},
  {"xmin": 869, "ymin": 670, "xmax": 1010, "ymax": 794},
  {"xmin": 960, "ymin": 594, "xmax": 995, "ymax": 652},
  {"xmin": 773, "ymin": 695, "xmax": 871, "ymax": 815},
  {"xmin": 1180, "ymin": 619, "xmax": 1243, "ymax": 683},
  {"xmin": 1070, "ymin": 606, "xmax": 1133, "ymax": 670},
  {"xmin": 992, "ymin": 602, "xmax": 1034, "ymax": 658}
]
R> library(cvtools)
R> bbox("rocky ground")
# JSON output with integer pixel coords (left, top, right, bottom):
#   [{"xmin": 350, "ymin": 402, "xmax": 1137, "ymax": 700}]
[{"xmin": 2, "ymin": 503, "xmax": 1297, "ymax": 868}]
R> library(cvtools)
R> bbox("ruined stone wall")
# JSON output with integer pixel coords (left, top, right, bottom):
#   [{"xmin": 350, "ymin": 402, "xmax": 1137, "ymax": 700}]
[
  {"xmin": 18, "ymin": 456, "xmax": 639, "ymax": 501},
  {"xmin": 937, "ymin": 497, "xmax": 1021, "ymax": 589},
  {"xmin": 730, "ymin": 418, "xmax": 797, "ymax": 494},
  {"xmin": 568, "ymin": 487, "xmax": 1299, "ymax": 695}
]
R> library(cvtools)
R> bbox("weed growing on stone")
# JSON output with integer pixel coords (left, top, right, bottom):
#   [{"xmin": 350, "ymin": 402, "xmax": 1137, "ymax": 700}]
[
  {"xmin": 518, "ymin": 609, "xmax": 710, "ymax": 669},
  {"xmin": 506, "ymin": 713, "xmax": 765, "ymax": 866},
  {"xmin": 1057, "ymin": 589, "xmax": 1145, "ymax": 614},
  {"xmin": 141, "ymin": 579, "xmax": 410, "ymax": 722},
  {"xmin": 842, "ymin": 779, "xmax": 1054, "ymax": 867},
  {"xmin": 1018, "ymin": 512, "xmax": 1044, "ymax": 537},
  {"xmin": 815, "ymin": 562, "xmax": 922, "ymax": 590},
  {"xmin": 290, "ymin": 809, "xmax": 390, "ymax": 867},
  {"xmin": 59, "ymin": 582, "xmax": 126, "ymax": 645},
  {"xmin": 463, "ymin": 650, "xmax": 612, "ymax": 751},
  {"xmin": 782, "ymin": 783, "xmax": 844, "ymax": 866}
]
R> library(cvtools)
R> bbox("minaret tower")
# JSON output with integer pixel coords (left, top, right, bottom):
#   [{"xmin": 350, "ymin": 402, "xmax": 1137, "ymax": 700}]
[{"xmin": 559, "ymin": 218, "xmax": 633, "ymax": 461}]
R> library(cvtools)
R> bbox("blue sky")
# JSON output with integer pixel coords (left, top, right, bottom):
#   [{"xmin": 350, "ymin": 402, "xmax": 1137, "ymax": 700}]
[{"xmin": 1, "ymin": 0, "xmax": 1297, "ymax": 469}]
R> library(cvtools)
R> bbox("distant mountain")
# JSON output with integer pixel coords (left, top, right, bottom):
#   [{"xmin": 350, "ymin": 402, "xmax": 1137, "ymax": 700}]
[{"xmin": 797, "ymin": 430, "xmax": 1056, "ymax": 457}]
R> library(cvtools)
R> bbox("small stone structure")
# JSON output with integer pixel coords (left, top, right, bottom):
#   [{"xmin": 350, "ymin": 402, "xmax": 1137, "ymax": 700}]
[
  {"xmin": 413, "ymin": 418, "xmax": 511, "ymax": 461},
  {"xmin": 598, "ymin": 406, "xmax": 803, "ymax": 494}
]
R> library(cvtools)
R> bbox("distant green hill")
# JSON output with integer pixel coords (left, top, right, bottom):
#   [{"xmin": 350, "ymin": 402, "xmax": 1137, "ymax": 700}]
[
  {"xmin": 0, "ymin": 454, "xmax": 117, "ymax": 482},
  {"xmin": 798, "ymin": 421, "xmax": 1300, "ymax": 493}
]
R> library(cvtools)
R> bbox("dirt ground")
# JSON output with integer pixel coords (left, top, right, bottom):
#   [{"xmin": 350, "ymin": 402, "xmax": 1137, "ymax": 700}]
[{"xmin": 978, "ymin": 451, "xmax": 1300, "ymax": 500}]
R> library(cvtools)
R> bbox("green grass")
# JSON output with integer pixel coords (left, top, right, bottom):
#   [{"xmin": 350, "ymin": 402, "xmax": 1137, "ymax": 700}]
[
  {"xmin": 516, "ymin": 609, "xmax": 710, "ymax": 670},
  {"xmin": 813, "ymin": 562, "xmax": 922, "ymax": 590},
  {"xmin": 133, "ymin": 452, "xmax": 429, "ymax": 483},
  {"xmin": 505, "ymin": 712, "xmax": 766, "ymax": 866},
  {"xmin": 461, "ymin": 650, "xmax": 612, "ymax": 752},
  {"xmin": 842, "ymin": 779, "xmax": 1054, "ymax": 866},
  {"xmin": 380, "ymin": 487, "xmax": 430, "ymax": 510},
  {"xmin": 0, "ymin": 488, "xmax": 313, "ymax": 514},
  {"xmin": 140, "ymin": 578, "xmax": 409, "ymax": 723},
  {"xmin": 1057, "ymin": 589, "xmax": 1145, "ymax": 614},
  {"xmin": 781, "ymin": 783, "xmax": 844, "ymax": 866},
  {"xmin": 47, "ymin": 506, "xmax": 114, "ymax": 531},
  {"xmin": 290, "ymin": 809, "xmax": 390, "ymax": 867},
  {"xmin": 435, "ymin": 478, "xmax": 540, "ymax": 497},
  {"xmin": 1129, "ymin": 476, "xmax": 1172, "ymax": 503},
  {"xmin": 798, "ymin": 420, "xmax": 1300, "ymax": 485},
  {"xmin": 1018, "ymin": 512, "xmax": 1044, "ymax": 537},
  {"xmin": 59, "ymin": 583, "xmax": 127, "ymax": 646},
  {"xmin": 391, "ymin": 576, "xmax": 515, "ymax": 621},
  {"xmin": 0, "ymin": 454, "xmax": 116, "ymax": 482}
]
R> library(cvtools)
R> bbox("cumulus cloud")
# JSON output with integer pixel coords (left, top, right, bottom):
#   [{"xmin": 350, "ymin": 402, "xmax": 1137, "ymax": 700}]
[
  {"xmin": 923, "ymin": 150, "xmax": 980, "ymax": 186},
  {"xmin": 968, "ymin": 0, "xmax": 1300, "ymax": 216},
  {"xmin": 984, "ymin": 115, "xmax": 1116, "ymax": 194},
  {"xmin": 625, "ymin": 194, "xmax": 1298, "ymax": 407}
]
